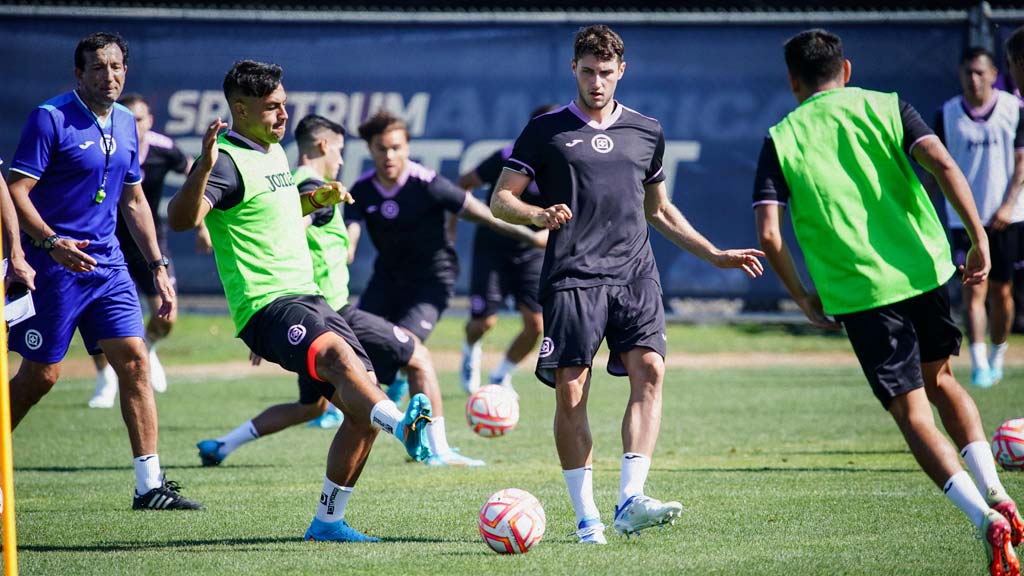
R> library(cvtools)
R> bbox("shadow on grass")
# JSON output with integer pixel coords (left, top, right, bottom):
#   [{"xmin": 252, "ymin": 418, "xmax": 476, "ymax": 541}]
[
  {"xmin": 21, "ymin": 535, "xmax": 453, "ymax": 552},
  {"xmin": 733, "ymin": 322, "xmax": 847, "ymax": 339},
  {"xmin": 777, "ymin": 449, "xmax": 909, "ymax": 456},
  {"xmin": 658, "ymin": 466, "xmax": 917, "ymax": 474},
  {"xmin": 16, "ymin": 464, "xmax": 278, "ymax": 473}
]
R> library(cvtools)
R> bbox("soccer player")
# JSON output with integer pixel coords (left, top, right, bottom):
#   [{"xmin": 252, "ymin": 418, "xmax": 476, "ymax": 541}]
[
  {"xmin": 168, "ymin": 60, "xmax": 436, "ymax": 542},
  {"xmin": 753, "ymin": 29, "xmax": 1022, "ymax": 575},
  {"xmin": 935, "ymin": 47, "xmax": 1024, "ymax": 388},
  {"xmin": 1, "ymin": 157, "xmax": 35, "ymax": 291},
  {"xmin": 490, "ymin": 25, "xmax": 765, "ymax": 543},
  {"xmin": 457, "ymin": 104, "xmax": 557, "ymax": 394},
  {"xmin": 195, "ymin": 114, "xmax": 483, "ymax": 468},
  {"xmin": 6, "ymin": 32, "xmax": 201, "ymax": 510},
  {"xmin": 347, "ymin": 111, "xmax": 545, "ymax": 345},
  {"xmin": 87, "ymin": 93, "xmax": 198, "ymax": 407}
]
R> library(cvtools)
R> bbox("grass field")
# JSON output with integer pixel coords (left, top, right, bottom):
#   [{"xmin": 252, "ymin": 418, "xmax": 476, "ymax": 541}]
[{"xmin": 8, "ymin": 314, "xmax": 1024, "ymax": 575}]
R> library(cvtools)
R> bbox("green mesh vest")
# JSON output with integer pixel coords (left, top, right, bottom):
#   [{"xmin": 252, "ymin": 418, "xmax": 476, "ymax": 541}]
[
  {"xmin": 769, "ymin": 88, "xmax": 954, "ymax": 315},
  {"xmin": 293, "ymin": 165, "xmax": 350, "ymax": 310},
  {"xmin": 205, "ymin": 134, "xmax": 320, "ymax": 333}
]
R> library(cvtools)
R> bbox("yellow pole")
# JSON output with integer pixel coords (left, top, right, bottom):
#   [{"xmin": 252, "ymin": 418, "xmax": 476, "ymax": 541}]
[{"xmin": 0, "ymin": 210, "xmax": 18, "ymax": 575}]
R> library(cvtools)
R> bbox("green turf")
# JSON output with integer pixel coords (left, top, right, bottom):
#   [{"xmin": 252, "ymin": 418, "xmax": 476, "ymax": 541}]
[{"xmin": 8, "ymin": 314, "xmax": 1024, "ymax": 574}]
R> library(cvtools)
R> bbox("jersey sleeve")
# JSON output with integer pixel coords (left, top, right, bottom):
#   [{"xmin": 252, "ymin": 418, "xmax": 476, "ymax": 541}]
[
  {"xmin": 752, "ymin": 137, "xmax": 791, "ymax": 207},
  {"xmin": 644, "ymin": 127, "xmax": 667, "ymax": 185},
  {"xmin": 343, "ymin": 182, "xmax": 365, "ymax": 223},
  {"xmin": 900, "ymin": 100, "xmax": 936, "ymax": 157},
  {"xmin": 124, "ymin": 129, "xmax": 143, "ymax": 185},
  {"xmin": 505, "ymin": 121, "xmax": 544, "ymax": 179},
  {"xmin": 202, "ymin": 153, "xmax": 244, "ymax": 210},
  {"xmin": 9, "ymin": 107, "xmax": 57, "ymax": 180},
  {"xmin": 429, "ymin": 175, "xmax": 470, "ymax": 214},
  {"xmin": 474, "ymin": 150, "xmax": 506, "ymax": 185}
]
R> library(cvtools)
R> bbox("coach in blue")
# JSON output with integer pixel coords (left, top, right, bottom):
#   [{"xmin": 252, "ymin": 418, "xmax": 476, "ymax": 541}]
[
  {"xmin": 491, "ymin": 24, "xmax": 764, "ymax": 544},
  {"xmin": 6, "ymin": 32, "xmax": 202, "ymax": 510}
]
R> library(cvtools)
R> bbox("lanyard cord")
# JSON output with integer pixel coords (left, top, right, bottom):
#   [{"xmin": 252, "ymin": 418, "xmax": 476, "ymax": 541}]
[{"xmin": 77, "ymin": 90, "xmax": 114, "ymax": 202}]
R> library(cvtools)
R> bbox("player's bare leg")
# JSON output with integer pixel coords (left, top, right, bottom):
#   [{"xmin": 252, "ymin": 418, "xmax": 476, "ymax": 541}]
[
  {"xmin": 10, "ymin": 359, "xmax": 62, "ymax": 428},
  {"xmin": 988, "ymin": 280, "xmax": 1014, "ymax": 383},
  {"xmin": 964, "ymin": 280, "xmax": 994, "ymax": 387},
  {"xmin": 554, "ymin": 366, "xmax": 604, "ymax": 543},
  {"xmin": 489, "ymin": 304, "xmax": 542, "ymax": 390},
  {"xmin": 461, "ymin": 315, "xmax": 496, "ymax": 394}
]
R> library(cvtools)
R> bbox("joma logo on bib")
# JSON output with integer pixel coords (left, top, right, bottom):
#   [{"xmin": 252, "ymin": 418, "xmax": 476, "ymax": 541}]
[{"xmin": 264, "ymin": 172, "xmax": 296, "ymax": 192}]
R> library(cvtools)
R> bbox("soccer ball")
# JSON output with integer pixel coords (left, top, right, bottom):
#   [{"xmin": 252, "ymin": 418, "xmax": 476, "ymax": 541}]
[
  {"xmin": 993, "ymin": 418, "xmax": 1024, "ymax": 471},
  {"xmin": 465, "ymin": 384, "xmax": 519, "ymax": 437},
  {"xmin": 478, "ymin": 488, "xmax": 546, "ymax": 554}
]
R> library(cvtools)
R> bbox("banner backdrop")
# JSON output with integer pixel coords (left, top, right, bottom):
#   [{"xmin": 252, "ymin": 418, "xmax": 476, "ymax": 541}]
[{"xmin": 0, "ymin": 16, "xmax": 966, "ymax": 300}]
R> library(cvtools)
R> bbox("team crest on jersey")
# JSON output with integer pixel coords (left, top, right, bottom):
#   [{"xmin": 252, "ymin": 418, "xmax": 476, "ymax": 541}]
[
  {"xmin": 470, "ymin": 296, "xmax": 486, "ymax": 314},
  {"xmin": 381, "ymin": 200, "xmax": 400, "ymax": 219},
  {"xmin": 100, "ymin": 134, "xmax": 117, "ymax": 155},
  {"xmin": 591, "ymin": 134, "xmax": 614, "ymax": 154},
  {"xmin": 392, "ymin": 326, "xmax": 410, "ymax": 344},
  {"xmin": 538, "ymin": 337, "xmax": 555, "ymax": 358},
  {"xmin": 287, "ymin": 324, "xmax": 307, "ymax": 346},
  {"xmin": 24, "ymin": 329, "xmax": 43, "ymax": 351}
]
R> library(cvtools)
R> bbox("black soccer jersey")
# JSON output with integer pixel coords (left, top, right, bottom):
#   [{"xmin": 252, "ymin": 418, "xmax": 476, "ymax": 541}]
[
  {"xmin": 474, "ymin": 145, "xmax": 543, "ymax": 254},
  {"xmin": 347, "ymin": 161, "xmax": 468, "ymax": 285},
  {"xmin": 505, "ymin": 101, "xmax": 666, "ymax": 297}
]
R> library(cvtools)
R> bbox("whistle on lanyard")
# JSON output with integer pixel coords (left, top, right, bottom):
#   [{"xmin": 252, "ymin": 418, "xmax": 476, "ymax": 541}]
[{"xmin": 94, "ymin": 188, "xmax": 106, "ymax": 204}]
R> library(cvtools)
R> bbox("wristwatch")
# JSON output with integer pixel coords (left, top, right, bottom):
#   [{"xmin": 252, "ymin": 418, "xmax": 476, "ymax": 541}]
[
  {"xmin": 39, "ymin": 234, "xmax": 60, "ymax": 251},
  {"xmin": 148, "ymin": 256, "xmax": 170, "ymax": 271}
]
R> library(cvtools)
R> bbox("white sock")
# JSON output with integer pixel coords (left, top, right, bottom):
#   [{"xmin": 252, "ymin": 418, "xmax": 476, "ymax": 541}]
[
  {"xmin": 962, "ymin": 441, "xmax": 1008, "ymax": 500},
  {"xmin": 217, "ymin": 420, "xmax": 259, "ymax": 456},
  {"xmin": 315, "ymin": 478, "xmax": 352, "ymax": 523},
  {"xmin": 619, "ymin": 453, "xmax": 651, "ymax": 508},
  {"xmin": 134, "ymin": 454, "xmax": 162, "ymax": 494},
  {"xmin": 426, "ymin": 416, "xmax": 451, "ymax": 455},
  {"xmin": 489, "ymin": 357, "xmax": 518, "ymax": 383},
  {"xmin": 370, "ymin": 400, "xmax": 405, "ymax": 437},
  {"xmin": 563, "ymin": 466, "xmax": 601, "ymax": 524},
  {"xmin": 970, "ymin": 342, "xmax": 991, "ymax": 371},
  {"xmin": 990, "ymin": 342, "xmax": 1009, "ymax": 373},
  {"xmin": 944, "ymin": 470, "xmax": 990, "ymax": 529},
  {"xmin": 463, "ymin": 342, "xmax": 481, "ymax": 361}
]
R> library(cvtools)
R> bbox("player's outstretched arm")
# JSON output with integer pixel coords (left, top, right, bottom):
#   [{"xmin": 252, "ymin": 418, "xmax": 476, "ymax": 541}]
[
  {"xmin": 912, "ymin": 136, "xmax": 990, "ymax": 285},
  {"xmin": 0, "ymin": 173, "xmax": 34, "ymax": 290},
  {"xmin": 755, "ymin": 204, "xmax": 840, "ymax": 329},
  {"xmin": 300, "ymin": 181, "xmax": 353, "ymax": 216},
  {"xmin": 168, "ymin": 118, "xmax": 226, "ymax": 231},
  {"xmin": 644, "ymin": 180, "xmax": 764, "ymax": 278},
  {"xmin": 459, "ymin": 194, "xmax": 544, "ymax": 247},
  {"xmin": 8, "ymin": 174, "xmax": 95, "ymax": 273},
  {"xmin": 491, "ymin": 168, "xmax": 571, "ymax": 233}
]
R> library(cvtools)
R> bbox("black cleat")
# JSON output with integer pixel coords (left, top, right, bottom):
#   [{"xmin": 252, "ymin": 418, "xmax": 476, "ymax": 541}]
[{"xmin": 132, "ymin": 479, "xmax": 204, "ymax": 511}]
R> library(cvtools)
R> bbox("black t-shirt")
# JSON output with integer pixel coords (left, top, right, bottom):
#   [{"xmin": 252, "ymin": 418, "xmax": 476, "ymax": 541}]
[
  {"xmin": 753, "ymin": 99, "xmax": 934, "ymax": 206},
  {"xmin": 473, "ymin": 145, "xmax": 543, "ymax": 254},
  {"xmin": 116, "ymin": 131, "xmax": 188, "ymax": 263},
  {"xmin": 505, "ymin": 101, "xmax": 665, "ymax": 297},
  {"xmin": 346, "ymin": 161, "xmax": 468, "ymax": 285}
]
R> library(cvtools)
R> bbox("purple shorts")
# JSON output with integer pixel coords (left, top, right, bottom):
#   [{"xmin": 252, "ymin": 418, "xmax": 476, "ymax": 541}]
[{"xmin": 9, "ymin": 249, "xmax": 144, "ymax": 364}]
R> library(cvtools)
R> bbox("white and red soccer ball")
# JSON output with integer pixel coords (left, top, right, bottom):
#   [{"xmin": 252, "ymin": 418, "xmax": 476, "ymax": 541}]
[
  {"xmin": 993, "ymin": 418, "xmax": 1024, "ymax": 471},
  {"xmin": 478, "ymin": 488, "xmax": 546, "ymax": 554},
  {"xmin": 466, "ymin": 384, "xmax": 519, "ymax": 438}
]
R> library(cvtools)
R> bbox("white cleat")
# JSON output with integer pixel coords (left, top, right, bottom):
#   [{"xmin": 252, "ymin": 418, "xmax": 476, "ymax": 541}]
[
  {"xmin": 575, "ymin": 517, "xmax": 607, "ymax": 544},
  {"xmin": 612, "ymin": 495, "xmax": 683, "ymax": 537},
  {"xmin": 88, "ymin": 364, "xmax": 118, "ymax": 408},
  {"xmin": 460, "ymin": 346, "xmax": 481, "ymax": 395},
  {"xmin": 150, "ymin": 349, "xmax": 167, "ymax": 393}
]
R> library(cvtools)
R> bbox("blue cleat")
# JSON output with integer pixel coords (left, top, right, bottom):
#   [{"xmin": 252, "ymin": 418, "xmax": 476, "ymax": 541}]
[
  {"xmin": 575, "ymin": 517, "xmax": 607, "ymax": 544},
  {"xmin": 304, "ymin": 517, "xmax": 380, "ymax": 543},
  {"xmin": 992, "ymin": 367, "xmax": 1005, "ymax": 385},
  {"xmin": 401, "ymin": 393, "xmax": 433, "ymax": 462},
  {"xmin": 308, "ymin": 404, "xmax": 344, "ymax": 429},
  {"xmin": 196, "ymin": 439, "xmax": 227, "ymax": 467},
  {"xmin": 386, "ymin": 373, "xmax": 409, "ymax": 406},
  {"xmin": 973, "ymin": 367, "xmax": 995, "ymax": 388}
]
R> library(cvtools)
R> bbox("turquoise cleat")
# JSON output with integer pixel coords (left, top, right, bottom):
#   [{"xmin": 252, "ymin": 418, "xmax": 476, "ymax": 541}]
[
  {"xmin": 196, "ymin": 439, "xmax": 227, "ymax": 467},
  {"xmin": 308, "ymin": 404, "xmax": 344, "ymax": 429},
  {"xmin": 304, "ymin": 517, "xmax": 380, "ymax": 543},
  {"xmin": 401, "ymin": 393, "xmax": 433, "ymax": 462},
  {"xmin": 386, "ymin": 373, "xmax": 409, "ymax": 406},
  {"xmin": 973, "ymin": 367, "xmax": 995, "ymax": 388}
]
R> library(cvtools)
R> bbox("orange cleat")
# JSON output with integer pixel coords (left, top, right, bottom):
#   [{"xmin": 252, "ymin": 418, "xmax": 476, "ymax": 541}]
[{"xmin": 983, "ymin": 510, "xmax": 1021, "ymax": 576}]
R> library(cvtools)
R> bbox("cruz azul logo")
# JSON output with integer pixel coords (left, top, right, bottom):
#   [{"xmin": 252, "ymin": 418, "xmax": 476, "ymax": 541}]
[
  {"xmin": 25, "ymin": 329, "xmax": 43, "ymax": 350},
  {"xmin": 381, "ymin": 200, "xmax": 400, "ymax": 219},
  {"xmin": 590, "ymin": 134, "xmax": 614, "ymax": 154},
  {"xmin": 538, "ymin": 337, "xmax": 555, "ymax": 358},
  {"xmin": 287, "ymin": 324, "xmax": 307, "ymax": 346}
]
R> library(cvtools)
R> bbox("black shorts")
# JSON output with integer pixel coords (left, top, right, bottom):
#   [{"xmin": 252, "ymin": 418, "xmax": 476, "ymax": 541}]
[
  {"xmin": 357, "ymin": 274, "xmax": 451, "ymax": 342},
  {"xmin": 834, "ymin": 286, "xmax": 962, "ymax": 410},
  {"xmin": 468, "ymin": 238, "xmax": 543, "ymax": 319},
  {"xmin": 951, "ymin": 223, "xmax": 1024, "ymax": 283},
  {"xmin": 124, "ymin": 236, "xmax": 176, "ymax": 297},
  {"xmin": 240, "ymin": 294, "xmax": 373, "ymax": 405},
  {"xmin": 536, "ymin": 279, "xmax": 666, "ymax": 388}
]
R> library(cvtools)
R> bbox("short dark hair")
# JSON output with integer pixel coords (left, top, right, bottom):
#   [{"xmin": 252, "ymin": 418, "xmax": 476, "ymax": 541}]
[
  {"xmin": 961, "ymin": 46, "xmax": 996, "ymax": 67},
  {"xmin": 1007, "ymin": 26, "xmax": 1024, "ymax": 64},
  {"xmin": 75, "ymin": 32, "xmax": 128, "ymax": 70},
  {"xmin": 530, "ymin": 104, "xmax": 559, "ymax": 119},
  {"xmin": 573, "ymin": 25, "xmax": 624, "ymax": 63},
  {"xmin": 117, "ymin": 92, "xmax": 146, "ymax": 108},
  {"xmin": 295, "ymin": 114, "xmax": 346, "ymax": 152},
  {"xmin": 784, "ymin": 29, "xmax": 845, "ymax": 88},
  {"xmin": 357, "ymin": 110, "xmax": 407, "ymax": 143},
  {"xmin": 223, "ymin": 60, "xmax": 283, "ymax": 101}
]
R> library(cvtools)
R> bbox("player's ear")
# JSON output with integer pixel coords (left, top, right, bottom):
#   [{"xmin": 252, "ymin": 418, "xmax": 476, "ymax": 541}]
[
  {"xmin": 842, "ymin": 59, "xmax": 852, "ymax": 84},
  {"xmin": 570, "ymin": 58, "xmax": 577, "ymax": 75},
  {"xmin": 618, "ymin": 59, "xmax": 626, "ymax": 77}
]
